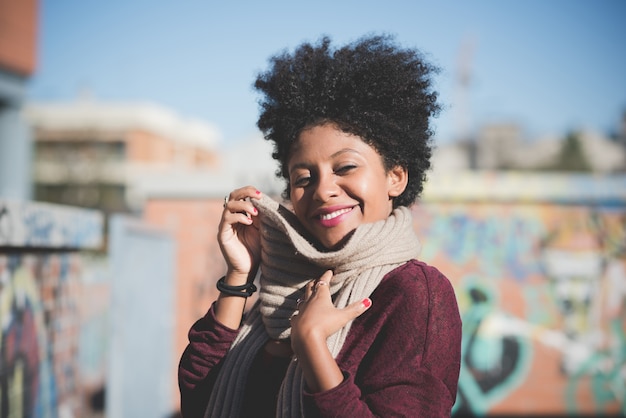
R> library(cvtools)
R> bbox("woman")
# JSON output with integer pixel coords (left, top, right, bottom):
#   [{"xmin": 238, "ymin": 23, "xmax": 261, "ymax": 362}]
[{"xmin": 179, "ymin": 34, "xmax": 462, "ymax": 417}]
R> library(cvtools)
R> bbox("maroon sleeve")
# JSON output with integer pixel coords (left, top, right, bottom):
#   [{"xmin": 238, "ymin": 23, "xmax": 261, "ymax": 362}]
[
  {"xmin": 178, "ymin": 303, "xmax": 240, "ymax": 418},
  {"xmin": 303, "ymin": 260, "xmax": 462, "ymax": 417}
]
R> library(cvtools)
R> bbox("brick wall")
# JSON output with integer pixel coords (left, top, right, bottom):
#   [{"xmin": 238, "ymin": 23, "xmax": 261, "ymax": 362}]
[{"xmin": 0, "ymin": 0, "xmax": 38, "ymax": 76}]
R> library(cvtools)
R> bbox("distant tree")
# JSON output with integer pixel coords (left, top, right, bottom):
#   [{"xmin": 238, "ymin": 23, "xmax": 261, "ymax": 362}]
[{"xmin": 546, "ymin": 131, "xmax": 592, "ymax": 172}]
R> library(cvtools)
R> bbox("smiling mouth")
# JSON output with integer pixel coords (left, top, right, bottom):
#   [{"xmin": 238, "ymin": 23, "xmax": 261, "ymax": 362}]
[{"xmin": 318, "ymin": 207, "xmax": 354, "ymax": 221}]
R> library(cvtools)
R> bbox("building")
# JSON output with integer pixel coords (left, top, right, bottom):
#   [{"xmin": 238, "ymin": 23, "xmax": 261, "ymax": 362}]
[
  {"xmin": 0, "ymin": 0, "xmax": 38, "ymax": 200},
  {"xmin": 25, "ymin": 99, "xmax": 222, "ymax": 213},
  {"xmin": 432, "ymin": 122, "xmax": 626, "ymax": 174}
]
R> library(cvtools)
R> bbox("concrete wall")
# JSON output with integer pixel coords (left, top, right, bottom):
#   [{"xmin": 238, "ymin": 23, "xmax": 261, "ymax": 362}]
[
  {"xmin": 0, "ymin": 71, "xmax": 33, "ymax": 202},
  {"xmin": 106, "ymin": 215, "xmax": 176, "ymax": 418}
]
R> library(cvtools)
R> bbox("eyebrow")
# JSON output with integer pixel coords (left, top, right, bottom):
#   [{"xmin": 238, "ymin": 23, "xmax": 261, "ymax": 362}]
[{"xmin": 288, "ymin": 148, "xmax": 361, "ymax": 173}]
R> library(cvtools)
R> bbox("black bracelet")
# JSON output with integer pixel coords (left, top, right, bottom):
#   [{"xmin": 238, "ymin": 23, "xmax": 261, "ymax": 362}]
[{"xmin": 216, "ymin": 276, "xmax": 257, "ymax": 297}]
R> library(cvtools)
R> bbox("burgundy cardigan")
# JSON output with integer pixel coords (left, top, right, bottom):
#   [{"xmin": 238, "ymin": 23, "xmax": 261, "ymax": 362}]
[{"xmin": 178, "ymin": 259, "xmax": 462, "ymax": 417}]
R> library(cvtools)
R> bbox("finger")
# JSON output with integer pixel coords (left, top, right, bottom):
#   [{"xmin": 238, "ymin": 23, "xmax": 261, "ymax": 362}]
[
  {"xmin": 223, "ymin": 186, "xmax": 259, "ymax": 211},
  {"xmin": 224, "ymin": 199, "xmax": 260, "ymax": 228},
  {"xmin": 227, "ymin": 186, "xmax": 262, "ymax": 204},
  {"xmin": 314, "ymin": 280, "xmax": 328, "ymax": 292},
  {"xmin": 344, "ymin": 298, "xmax": 373, "ymax": 319},
  {"xmin": 249, "ymin": 203, "xmax": 262, "ymax": 230},
  {"xmin": 224, "ymin": 198, "xmax": 258, "ymax": 216},
  {"xmin": 223, "ymin": 196, "xmax": 259, "ymax": 225},
  {"xmin": 304, "ymin": 280, "xmax": 315, "ymax": 300},
  {"xmin": 222, "ymin": 209, "xmax": 255, "ymax": 226},
  {"xmin": 321, "ymin": 269, "xmax": 334, "ymax": 281},
  {"xmin": 313, "ymin": 270, "xmax": 333, "ymax": 293}
]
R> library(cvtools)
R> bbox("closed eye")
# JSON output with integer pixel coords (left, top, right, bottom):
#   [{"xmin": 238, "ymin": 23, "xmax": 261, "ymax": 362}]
[{"xmin": 335, "ymin": 164, "xmax": 357, "ymax": 175}]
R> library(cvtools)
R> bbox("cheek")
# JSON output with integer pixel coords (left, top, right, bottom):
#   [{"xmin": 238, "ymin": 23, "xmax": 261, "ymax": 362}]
[
  {"xmin": 352, "ymin": 175, "xmax": 384, "ymax": 202},
  {"xmin": 360, "ymin": 177, "xmax": 393, "ymax": 219},
  {"xmin": 289, "ymin": 185, "xmax": 302, "ymax": 202},
  {"xmin": 289, "ymin": 190, "xmax": 306, "ymax": 216}
]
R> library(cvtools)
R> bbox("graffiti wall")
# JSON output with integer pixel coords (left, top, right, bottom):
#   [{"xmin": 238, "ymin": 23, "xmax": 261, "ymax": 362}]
[
  {"xmin": 411, "ymin": 202, "xmax": 626, "ymax": 416},
  {"xmin": 0, "ymin": 199, "xmax": 103, "ymax": 418}
]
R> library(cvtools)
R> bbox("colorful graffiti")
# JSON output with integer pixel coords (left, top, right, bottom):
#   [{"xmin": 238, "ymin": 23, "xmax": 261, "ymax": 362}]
[
  {"xmin": 0, "ymin": 199, "xmax": 106, "ymax": 417},
  {"xmin": 0, "ymin": 200, "xmax": 102, "ymax": 249},
  {"xmin": 0, "ymin": 253, "xmax": 87, "ymax": 418},
  {"xmin": 412, "ymin": 203, "xmax": 626, "ymax": 416}
]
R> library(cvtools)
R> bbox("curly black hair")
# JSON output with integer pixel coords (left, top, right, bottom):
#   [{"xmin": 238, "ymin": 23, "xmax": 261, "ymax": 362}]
[{"xmin": 254, "ymin": 34, "xmax": 441, "ymax": 207}]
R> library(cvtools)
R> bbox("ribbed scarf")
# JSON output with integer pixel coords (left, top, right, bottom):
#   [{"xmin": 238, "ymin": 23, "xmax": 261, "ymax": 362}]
[{"xmin": 205, "ymin": 195, "xmax": 420, "ymax": 417}]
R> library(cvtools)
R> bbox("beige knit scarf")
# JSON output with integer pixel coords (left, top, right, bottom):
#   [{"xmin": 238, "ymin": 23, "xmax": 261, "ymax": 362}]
[{"xmin": 205, "ymin": 195, "xmax": 420, "ymax": 417}]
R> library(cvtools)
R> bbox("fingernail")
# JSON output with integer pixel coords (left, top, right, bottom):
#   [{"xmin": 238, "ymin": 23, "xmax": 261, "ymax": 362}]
[
  {"xmin": 255, "ymin": 190, "xmax": 261, "ymax": 194},
  {"xmin": 253, "ymin": 207, "xmax": 258, "ymax": 214},
  {"xmin": 362, "ymin": 298, "xmax": 372, "ymax": 308}
]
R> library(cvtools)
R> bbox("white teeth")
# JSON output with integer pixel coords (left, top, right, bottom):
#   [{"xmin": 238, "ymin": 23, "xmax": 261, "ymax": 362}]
[{"xmin": 319, "ymin": 208, "xmax": 352, "ymax": 220}]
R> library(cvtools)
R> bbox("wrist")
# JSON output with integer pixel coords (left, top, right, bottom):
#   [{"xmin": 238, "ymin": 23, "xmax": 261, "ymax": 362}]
[
  {"xmin": 223, "ymin": 271, "xmax": 249, "ymax": 286},
  {"xmin": 291, "ymin": 327, "xmax": 326, "ymax": 357},
  {"xmin": 292, "ymin": 335, "xmax": 341, "ymax": 393},
  {"xmin": 216, "ymin": 276, "xmax": 257, "ymax": 298},
  {"xmin": 224, "ymin": 266, "xmax": 259, "ymax": 284}
]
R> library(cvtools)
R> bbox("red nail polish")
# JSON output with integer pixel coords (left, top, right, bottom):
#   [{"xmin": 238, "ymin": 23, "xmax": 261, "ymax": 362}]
[
  {"xmin": 255, "ymin": 190, "xmax": 261, "ymax": 194},
  {"xmin": 362, "ymin": 298, "xmax": 372, "ymax": 308},
  {"xmin": 253, "ymin": 207, "xmax": 258, "ymax": 213}
]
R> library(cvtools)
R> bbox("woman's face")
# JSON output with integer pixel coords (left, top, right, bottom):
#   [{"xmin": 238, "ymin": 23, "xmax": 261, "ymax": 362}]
[{"xmin": 287, "ymin": 124, "xmax": 407, "ymax": 250}]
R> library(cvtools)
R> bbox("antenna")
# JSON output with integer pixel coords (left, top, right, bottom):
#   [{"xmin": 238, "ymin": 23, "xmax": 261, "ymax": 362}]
[{"xmin": 455, "ymin": 35, "xmax": 476, "ymax": 168}]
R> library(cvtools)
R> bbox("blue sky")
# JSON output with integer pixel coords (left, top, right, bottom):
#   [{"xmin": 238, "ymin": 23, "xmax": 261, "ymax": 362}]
[{"xmin": 27, "ymin": 0, "xmax": 626, "ymax": 146}]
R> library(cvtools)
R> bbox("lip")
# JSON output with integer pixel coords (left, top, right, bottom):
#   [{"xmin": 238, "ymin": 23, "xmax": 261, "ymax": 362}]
[{"xmin": 311, "ymin": 205, "xmax": 356, "ymax": 228}]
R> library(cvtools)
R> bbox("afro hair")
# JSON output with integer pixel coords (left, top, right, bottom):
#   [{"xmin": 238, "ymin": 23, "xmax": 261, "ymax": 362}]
[{"xmin": 254, "ymin": 34, "xmax": 441, "ymax": 207}]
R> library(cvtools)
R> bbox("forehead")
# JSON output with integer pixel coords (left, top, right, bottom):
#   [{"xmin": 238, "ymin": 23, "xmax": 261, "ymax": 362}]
[{"xmin": 289, "ymin": 124, "xmax": 373, "ymax": 160}]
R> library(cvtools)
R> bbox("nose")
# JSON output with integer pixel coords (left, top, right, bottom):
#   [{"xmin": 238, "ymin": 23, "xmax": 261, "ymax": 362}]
[{"xmin": 312, "ymin": 173, "xmax": 339, "ymax": 202}]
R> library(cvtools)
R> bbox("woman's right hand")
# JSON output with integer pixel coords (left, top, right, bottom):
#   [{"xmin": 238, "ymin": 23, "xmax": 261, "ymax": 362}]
[{"xmin": 218, "ymin": 186, "xmax": 262, "ymax": 284}]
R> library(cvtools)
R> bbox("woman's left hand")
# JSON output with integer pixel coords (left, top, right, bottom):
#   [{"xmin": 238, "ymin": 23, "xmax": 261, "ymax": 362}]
[
  {"xmin": 290, "ymin": 270, "xmax": 372, "ymax": 356},
  {"xmin": 289, "ymin": 270, "xmax": 372, "ymax": 392}
]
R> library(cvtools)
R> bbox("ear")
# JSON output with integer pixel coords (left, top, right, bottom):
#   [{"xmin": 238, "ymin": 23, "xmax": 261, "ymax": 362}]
[{"xmin": 387, "ymin": 166, "xmax": 408, "ymax": 198}]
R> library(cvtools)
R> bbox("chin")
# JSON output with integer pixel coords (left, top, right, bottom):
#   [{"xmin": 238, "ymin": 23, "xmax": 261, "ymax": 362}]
[{"xmin": 318, "ymin": 230, "xmax": 355, "ymax": 251}]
